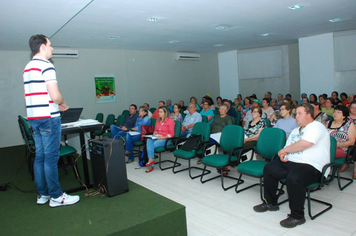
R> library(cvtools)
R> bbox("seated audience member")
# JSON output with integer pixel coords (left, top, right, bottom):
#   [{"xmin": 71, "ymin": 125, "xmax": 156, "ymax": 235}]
[
  {"xmin": 198, "ymin": 104, "xmax": 233, "ymax": 167},
  {"xmin": 243, "ymin": 99, "xmax": 267, "ymax": 126},
  {"xmin": 125, "ymin": 106, "xmax": 151, "ymax": 163},
  {"xmin": 241, "ymin": 97, "xmax": 252, "ymax": 120},
  {"xmin": 331, "ymin": 91, "xmax": 341, "ymax": 105},
  {"xmin": 244, "ymin": 107, "xmax": 266, "ymax": 148},
  {"xmin": 277, "ymin": 93, "xmax": 284, "ymax": 106},
  {"xmin": 233, "ymin": 98, "xmax": 242, "ymax": 112},
  {"xmin": 250, "ymin": 94, "xmax": 257, "ymax": 100},
  {"xmin": 273, "ymin": 102, "xmax": 298, "ymax": 138},
  {"xmin": 254, "ymin": 103, "xmax": 330, "ymax": 228},
  {"xmin": 166, "ymin": 99, "xmax": 174, "ymax": 113},
  {"xmin": 210, "ymin": 105, "xmax": 233, "ymax": 134},
  {"xmin": 223, "ymin": 99, "xmax": 236, "ymax": 119},
  {"xmin": 237, "ymin": 94, "xmax": 244, "ymax": 106},
  {"xmin": 349, "ymin": 100, "xmax": 356, "ymax": 125},
  {"xmin": 309, "ymin": 93, "xmax": 317, "ymax": 103},
  {"xmin": 325, "ymin": 105, "xmax": 356, "ymax": 177},
  {"xmin": 179, "ymin": 100, "xmax": 187, "ymax": 110},
  {"xmin": 285, "ymin": 93, "xmax": 292, "ymax": 100},
  {"xmin": 143, "ymin": 103, "xmax": 152, "ymax": 117},
  {"xmin": 318, "ymin": 94, "xmax": 327, "ymax": 108},
  {"xmin": 200, "ymin": 100, "xmax": 214, "ymax": 124},
  {"xmin": 264, "ymin": 91, "xmax": 272, "ymax": 100},
  {"xmin": 190, "ymin": 96, "xmax": 201, "ymax": 111},
  {"xmin": 271, "ymin": 99, "xmax": 279, "ymax": 110},
  {"xmin": 302, "ymin": 97, "xmax": 309, "ymax": 104},
  {"xmin": 299, "ymin": 93, "xmax": 307, "ymax": 104},
  {"xmin": 151, "ymin": 101, "xmax": 165, "ymax": 119},
  {"xmin": 340, "ymin": 92, "xmax": 348, "ymax": 107},
  {"xmin": 169, "ymin": 103, "xmax": 183, "ymax": 122},
  {"xmin": 262, "ymin": 98, "xmax": 275, "ymax": 123},
  {"xmin": 145, "ymin": 107, "xmax": 175, "ymax": 173},
  {"xmin": 111, "ymin": 104, "xmax": 138, "ymax": 140},
  {"xmin": 181, "ymin": 103, "xmax": 202, "ymax": 137},
  {"xmin": 199, "ymin": 96, "xmax": 207, "ymax": 109},
  {"xmin": 347, "ymin": 94, "xmax": 355, "ymax": 108},
  {"xmin": 310, "ymin": 101, "xmax": 329, "ymax": 124},
  {"xmin": 321, "ymin": 97, "xmax": 335, "ymax": 116},
  {"xmin": 205, "ymin": 95, "xmax": 216, "ymax": 111},
  {"xmin": 216, "ymin": 96, "xmax": 223, "ymax": 109}
]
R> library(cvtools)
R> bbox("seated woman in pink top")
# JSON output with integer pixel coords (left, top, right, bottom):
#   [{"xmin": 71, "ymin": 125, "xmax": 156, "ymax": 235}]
[{"xmin": 145, "ymin": 106, "xmax": 175, "ymax": 173}]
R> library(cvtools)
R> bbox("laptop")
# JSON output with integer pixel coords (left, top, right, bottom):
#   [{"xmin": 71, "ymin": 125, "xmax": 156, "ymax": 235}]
[{"xmin": 60, "ymin": 108, "xmax": 83, "ymax": 124}]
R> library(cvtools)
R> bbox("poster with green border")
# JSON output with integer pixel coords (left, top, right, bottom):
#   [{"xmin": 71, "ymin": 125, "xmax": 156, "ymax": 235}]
[{"xmin": 95, "ymin": 75, "xmax": 116, "ymax": 103}]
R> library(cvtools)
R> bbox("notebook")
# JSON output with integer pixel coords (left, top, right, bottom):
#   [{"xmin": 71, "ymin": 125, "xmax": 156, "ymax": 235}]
[{"xmin": 60, "ymin": 108, "xmax": 83, "ymax": 124}]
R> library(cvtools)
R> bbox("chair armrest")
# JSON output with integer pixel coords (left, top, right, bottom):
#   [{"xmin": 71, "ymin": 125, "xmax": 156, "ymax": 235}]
[
  {"xmin": 228, "ymin": 146, "xmax": 255, "ymax": 164},
  {"xmin": 202, "ymin": 142, "xmax": 219, "ymax": 157},
  {"xmin": 320, "ymin": 162, "xmax": 339, "ymax": 186},
  {"xmin": 164, "ymin": 137, "xmax": 179, "ymax": 149}
]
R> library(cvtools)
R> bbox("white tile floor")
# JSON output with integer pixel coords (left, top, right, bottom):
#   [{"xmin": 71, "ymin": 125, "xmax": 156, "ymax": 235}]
[{"xmin": 126, "ymin": 152, "xmax": 356, "ymax": 236}]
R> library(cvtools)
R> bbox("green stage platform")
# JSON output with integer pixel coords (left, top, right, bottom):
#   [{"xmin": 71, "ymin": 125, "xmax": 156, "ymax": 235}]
[{"xmin": 0, "ymin": 145, "xmax": 187, "ymax": 236}]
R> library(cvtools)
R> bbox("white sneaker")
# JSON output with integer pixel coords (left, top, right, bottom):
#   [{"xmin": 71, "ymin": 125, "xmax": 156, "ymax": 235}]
[
  {"xmin": 37, "ymin": 195, "xmax": 50, "ymax": 205},
  {"xmin": 49, "ymin": 193, "xmax": 80, "ymax": 208}
]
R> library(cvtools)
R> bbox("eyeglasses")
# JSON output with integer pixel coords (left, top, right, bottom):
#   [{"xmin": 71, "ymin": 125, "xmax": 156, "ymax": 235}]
[{"xmin": 333, "ymin": 110, "xmax": 342, "ymax": 114}]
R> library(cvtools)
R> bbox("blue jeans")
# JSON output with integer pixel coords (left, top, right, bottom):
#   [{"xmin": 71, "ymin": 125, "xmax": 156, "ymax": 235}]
[
  {"xmin": 110, "ymin": 125, "xmax": 127, "ymax": 140},
  {"xmin": 146, "ymin": 138, "xmax": 170, "ymax": 167},
  {"xmin": 125, "ymin": 132, "xmax": 141, "ymax": 160},
  {"xmin": 180, "ymin": 129, "xmax": 192, "ymax": 138},
  {"xmin": 29, "ymin": 117, "xmax": 63, "ymax": 198}
]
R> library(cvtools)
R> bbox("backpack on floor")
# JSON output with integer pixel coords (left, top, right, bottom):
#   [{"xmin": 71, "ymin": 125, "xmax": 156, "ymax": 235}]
[{"xmin": 139, "ymin": 144, "xmax": 148, "ymax": 167}]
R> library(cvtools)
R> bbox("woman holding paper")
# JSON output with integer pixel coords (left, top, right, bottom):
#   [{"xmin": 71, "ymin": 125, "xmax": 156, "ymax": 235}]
[
  {"xmin": 145, "ymin": 106, "xmax": 175, "ymax": 173},
  {"xmin": 125, "ymin": 106, "xmax": 151, "ymax": 163}
]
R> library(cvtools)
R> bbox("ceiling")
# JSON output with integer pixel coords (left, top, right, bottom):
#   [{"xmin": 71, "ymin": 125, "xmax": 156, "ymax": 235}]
[{"xmin": 1, "ymin": 0, "xmax": 356, "ymax": 53}]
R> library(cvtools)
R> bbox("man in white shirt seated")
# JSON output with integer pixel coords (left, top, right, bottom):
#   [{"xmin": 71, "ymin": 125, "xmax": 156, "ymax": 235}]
[{"xmin": 181, "ymin": 103, "xmax": 202, "ymax": 137}]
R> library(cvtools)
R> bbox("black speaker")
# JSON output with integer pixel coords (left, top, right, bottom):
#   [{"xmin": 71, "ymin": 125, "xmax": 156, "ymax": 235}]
[{"xmin": 89, "ymin": 138, "xmax": 129, "ymax": 197}]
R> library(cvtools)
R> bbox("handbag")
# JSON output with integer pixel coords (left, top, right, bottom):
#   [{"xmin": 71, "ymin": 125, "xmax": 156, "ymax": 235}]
[{"xmin": 140, "ymin": 125, "xmax": 154, "ymax": 141}]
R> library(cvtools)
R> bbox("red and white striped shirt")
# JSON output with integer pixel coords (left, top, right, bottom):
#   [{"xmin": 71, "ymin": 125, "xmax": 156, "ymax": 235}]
[{"xmin": 23, "ymin": 57, "xmax": 60, "ymax": 120}]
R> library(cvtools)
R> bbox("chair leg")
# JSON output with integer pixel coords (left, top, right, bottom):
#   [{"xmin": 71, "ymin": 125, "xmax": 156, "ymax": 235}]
[
  {"xmin": 336, "ymin": 170, "xmax": 353, "ymax": 191},
  {"xmin": 200, "ymin": 166, "xmax": 243, "ymax": 191},
  {"xmin": 235, "ymin": 174, "xmax": 260, "ymax": 195},
  {"xmin": 155, "ymin": 152, "xmax": 181, "ymax": 171},
  {"xmin": 306, "ymin": 189, "xmax": 332, "ymax": 220},
  {"xmin": 172, "ymin": 158, "xmax": 211, "ymax": 179}
]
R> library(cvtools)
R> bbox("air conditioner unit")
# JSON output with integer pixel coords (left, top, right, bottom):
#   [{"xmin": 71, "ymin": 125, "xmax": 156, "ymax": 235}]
[
  {"xmin": 52, "ymin": 49, "xmax": 79, "ymax": 58},
  {"xmin": 175, "ymin": 52, "xmax": 200, "ymax": 61}
]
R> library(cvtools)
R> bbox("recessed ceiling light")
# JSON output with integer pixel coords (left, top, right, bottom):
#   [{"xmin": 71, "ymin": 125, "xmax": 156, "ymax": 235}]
[
  {"xmin": 168, "ymin": 40, "xmax": 179, "ymax": 44},
  {"xmin": 109, "ymin": 36, "xmax": 120, "ymax": 40},
  {"xmin": 288, "ymin": 4, "xmax": 303, "ymax": 10},
  {"xmin": 213, "ymin": 25, "xmax": 229, "ymax": 31},
  {"xmin": 329, "ymin": 18, "xmax": 343, "ymax": 23},
  {"xmin": 146, "ymin": 17, "xmax": 161, "ymax": 22},
  {"xmin": 213, "ymin": 44, "xmax": 225, "ymax": 47},
  {"xmin": 261, "ymin": 33, "xmax": 269, "ymax": 37}
]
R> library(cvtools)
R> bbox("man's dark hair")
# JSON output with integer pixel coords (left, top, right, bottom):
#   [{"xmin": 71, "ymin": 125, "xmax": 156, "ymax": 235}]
[
  {"xmin": 130, "ymin": 104, "xmax": 137, "ymax": 110},
  {"xmin": 262, "ymin": 98, "xmax": 270, "ymax": 105},
  {"xmin": 297, "ymin": 103, "xmax": 314, "ymax": 119},
  {"xmin": 311, "ymin": 101, "xmax": 321, "ymax": 110},
  {"xmin": 332, "ymin": 91, "xmax": 339, "ymax": 97},
  {"xmin": 159, "ymin": 100, "xmax": 165, "ymax": 105},
  {"xmin": 144, "ymin": 103, "xmax": 149, "ymax": 108},
  {"xmin": 29, "ymin": 34, "xmax": 48, "ymax": 55}
]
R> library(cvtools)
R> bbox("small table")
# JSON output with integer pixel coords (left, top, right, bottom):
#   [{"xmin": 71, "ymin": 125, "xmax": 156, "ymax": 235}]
[{"xmin": 62, "ymin": 123, "xmax": 104, "ymax": 193}]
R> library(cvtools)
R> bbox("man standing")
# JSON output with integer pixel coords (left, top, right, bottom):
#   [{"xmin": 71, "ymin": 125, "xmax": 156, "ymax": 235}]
[
  {"xmin": 181, "ymin": 103, "xmax": 202, "ymax": 137},
  {"xmin": 23, "ymin": 35, "xmax": 80, "ymax": 207},
  {"xmin": 253, "ymin": 103, "xmax": 330, "ymax": 228},
  {"xmin": 111, "ymin": 104, "xmax": 138, "ymax": 139}
]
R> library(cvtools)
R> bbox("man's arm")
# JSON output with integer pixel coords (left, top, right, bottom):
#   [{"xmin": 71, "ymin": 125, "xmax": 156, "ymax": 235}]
[
  {"xmin": 278, "ymin": 140, "xmax": 314, "ymax": 162},
  {"xmin": 47, "ymin": 83, "xmax": 64, "ymax": 104}
]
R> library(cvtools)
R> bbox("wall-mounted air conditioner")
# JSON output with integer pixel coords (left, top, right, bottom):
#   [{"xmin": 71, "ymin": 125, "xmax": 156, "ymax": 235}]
[
  {"xmin": 52, "ymin": 49, "xmax": 79, "ymax": 58},
  {"xmin": 175, "ymin": 52, "xmax": 200, "ymax": 61}
]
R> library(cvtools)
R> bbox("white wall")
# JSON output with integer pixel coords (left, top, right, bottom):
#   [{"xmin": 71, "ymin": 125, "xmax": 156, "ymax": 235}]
[
  {"xmin": 1, "ymin": 49, "xmax": 219, "ymax": 148},
  {"xmin": 299, "ymin": 33, "xmax": 334, "ymax": 96},
  {"xmin": 218, "ymin": 50, "xmax": 238, "ymax": 100}
]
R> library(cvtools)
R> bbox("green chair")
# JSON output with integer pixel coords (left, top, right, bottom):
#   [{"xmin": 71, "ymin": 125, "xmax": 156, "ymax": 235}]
[
  {"xmin": 201, "ymin": 115, "xmax": 208, "ymax": 123},
  {"xmin": 149, "ymin": 108, "xmax": 156, "ymax": 114},
  {"xmin": 327, "ymin": 115, "xmax": 334, "ymax": 122},
  {"xmin": 230, "ymin": 116, "xmax": 235, "ymax": 124},
  {"xmin": 278, "ymin": 136, "xmax": 337, "ymax": 220},
  {"xmin": 95, "ymin": 113, "xmax": 104, "ymax": 122},
  {"xmin": 121, "ymin": 110, "xmax": 129, "ymax": 118},
  {"xmin": 262, "ymin": 118, "xmax": 271, "ymax": 127},
  {"xmin": 92, "ymin": 114, "xmax": 115, "ymax": 137},
  {"xmin": 235, "ymin": 128, "xmax": 286, "ymax": 200},
  {"xmin": 150, "ymin": 118, "xmax": 157, "ymax": 127},
  {"xmin": 155, "ymin": 121, "xmax": 182, "ymax": 170},
  {"xmin": 172, "ymin": 122, "xmax": 211, "ymax": 179},
  {"xmin": 235, "ymin": 111, "xmax": 241, "ymax": 126},
  {"xmin": 333, "ymin": 142, "xmax": 355, "ymax": 190},
  {"xmin": 103, "ymin": 115, "xmax": 126, "ymax": 138},
  {"xmin": 200, "ymin": 125, "xmax": 245, "ymax": 191},
  {"xmin": 18, "ymin": 115, "xmax": 78, "ymax": 179}
]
